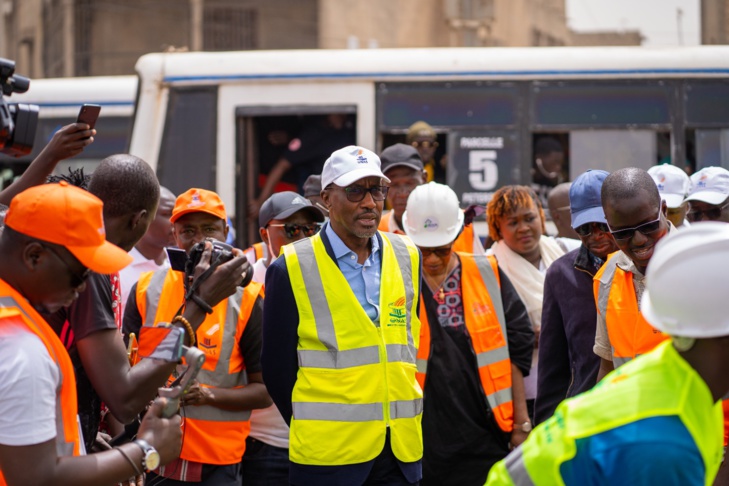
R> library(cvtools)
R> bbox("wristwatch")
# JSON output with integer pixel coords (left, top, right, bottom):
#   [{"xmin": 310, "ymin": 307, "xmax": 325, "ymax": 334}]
[
  {"xmin": 134, "ymin": 439, "xmax": 161, "ymax": 471},
  {"xmin": 515, "ymin": 421, "xmax": 533, "ymax": 433}
]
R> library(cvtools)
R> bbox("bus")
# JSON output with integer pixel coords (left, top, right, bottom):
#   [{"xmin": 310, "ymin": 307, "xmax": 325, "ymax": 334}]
[
  {"xmin": 128, "ymin": 46, "xmax": 729, "ymax": 245},
  {"xmin": 0, "ymin": 75, "xmax": 137, "ymax": 187}
]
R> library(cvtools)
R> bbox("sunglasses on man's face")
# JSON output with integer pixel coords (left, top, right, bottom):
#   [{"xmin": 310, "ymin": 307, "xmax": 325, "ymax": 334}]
[
  {"xmin": 267, "ymin": 223, "xmax": 321, "ymax": 239},
  {"xmin": 686, "ymin": 201, "xmax": 729, "ymax": 222},
  {"xmin": 574, "ymin": 222, "xmax": 610, "ymax": 237},
  {"xmin": 606, "ymin": 212, "xmax": 663, "ymax": 241},
  {"xmin": 341, "ymin": 185, "xmax": 389, "ymax": 203},
  {"xmin": 419, "ymin": 246, "xmax": 453, "ymax": 258}
]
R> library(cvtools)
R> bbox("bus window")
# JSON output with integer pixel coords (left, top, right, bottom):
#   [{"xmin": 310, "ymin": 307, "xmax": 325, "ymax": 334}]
[
  {"xmin": 569, "ymin": 130, "xmax": 658, "ymax": 177},
  {"xmin": 695, "ymin": 129, "xmax": 729, "ymax": 171},
  {"xmin": 235, "ymin": 112, "xmax": 356, "ymax": 247}
]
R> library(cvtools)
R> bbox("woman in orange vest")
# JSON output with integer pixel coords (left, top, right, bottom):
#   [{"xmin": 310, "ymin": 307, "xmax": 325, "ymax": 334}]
[{"xmin": 402, "ymin": 182, "xmax": 534, "ymax": 486}]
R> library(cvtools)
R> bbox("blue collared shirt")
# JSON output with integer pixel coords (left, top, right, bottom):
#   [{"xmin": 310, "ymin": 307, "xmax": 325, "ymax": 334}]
[{"xmin": 325, "ymin": 223, "xmax": 381, "ymax": 322}]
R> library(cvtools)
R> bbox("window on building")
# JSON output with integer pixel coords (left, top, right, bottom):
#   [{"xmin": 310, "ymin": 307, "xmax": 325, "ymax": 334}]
[
  {"xmin": 203, "ymin": 3, "xmax": 258, "ymax": 51},
  {"xmin": 43, "ymin": 0, "xmax": 65, "ymax": 77}
]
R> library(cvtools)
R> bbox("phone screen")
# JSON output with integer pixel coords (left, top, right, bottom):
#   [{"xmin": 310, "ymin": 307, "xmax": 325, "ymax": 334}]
[{"xmin": 166, "ymin": 247, "xmax": 188, "ymax": 272}]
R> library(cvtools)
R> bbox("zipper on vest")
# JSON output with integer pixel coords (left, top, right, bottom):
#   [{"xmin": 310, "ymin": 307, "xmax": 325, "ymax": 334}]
[{"xmin": 378, "ymin": 326, "xmax": 391, "ymax": 426}]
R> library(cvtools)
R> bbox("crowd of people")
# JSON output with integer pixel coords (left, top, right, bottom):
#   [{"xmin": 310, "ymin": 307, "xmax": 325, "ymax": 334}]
[{"xmin": 0, "ymin": 118, "xmax": 729, "ymax": 486}]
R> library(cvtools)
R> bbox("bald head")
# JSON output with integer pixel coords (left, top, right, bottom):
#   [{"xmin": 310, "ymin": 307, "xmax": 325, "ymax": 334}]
[
  {"xmin": 548, "ymin": 183, "xmax": 578, "ymax": 239},
  {"xmin": 547, "ymin": 183, "xmax": 571, "ymax": 214},
  {"xmin": 601, "ymin": 168, "xmax": 661, "ymax": 210}
]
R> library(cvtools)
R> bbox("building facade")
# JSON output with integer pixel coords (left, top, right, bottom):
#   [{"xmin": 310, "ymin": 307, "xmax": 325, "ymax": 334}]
[
  {"xmin": 0, "ymin": 0, "xmax": 641, "ymax": 78},
  {"xmin": 702, "ymin": 0, "xmax": 729, "ymax": 44}
]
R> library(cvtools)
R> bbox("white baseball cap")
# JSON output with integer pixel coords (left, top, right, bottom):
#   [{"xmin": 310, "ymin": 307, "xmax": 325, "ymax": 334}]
[
  {"xmin": 647, "ymin": 164, "xmax": 691, "ymax": 209},
  {"xmin": 685, "ymin": 167, "xmax": 729, "ymax": 205},
  {"xmin": 321, "ymin": 146, "xmax": 390, "ymax": 188}
]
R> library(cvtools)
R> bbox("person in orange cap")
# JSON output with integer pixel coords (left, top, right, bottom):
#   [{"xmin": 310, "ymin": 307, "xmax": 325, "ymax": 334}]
[
  {"xmin": 0, "ymin": 181, "xmax": 182, "ymax": 485},
  {"xmin": 124, "ymin": 187, "xmax": 270, "ymax": 486}
]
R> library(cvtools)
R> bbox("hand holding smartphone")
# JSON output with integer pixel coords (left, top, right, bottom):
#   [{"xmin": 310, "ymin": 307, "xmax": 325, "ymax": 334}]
[{"xmin": 77, "ymin": 104, "xmax": 101, "ymax": 129}]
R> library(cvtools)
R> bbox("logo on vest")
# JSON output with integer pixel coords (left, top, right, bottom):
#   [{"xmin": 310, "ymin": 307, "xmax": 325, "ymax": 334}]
[
  {"xmin": 387, "ymin": 297, "xmax": 407, "ymax": 326},
  {"xmin": 472, "ymin": 302, "xmax": 492, "ymax": 316},
  {"xmin": 199, "ymin": 323, "xmax": 220, "ymax": 354}
]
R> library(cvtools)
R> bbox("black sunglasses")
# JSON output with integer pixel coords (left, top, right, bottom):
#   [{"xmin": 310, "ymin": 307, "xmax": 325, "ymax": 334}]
[
  {"xmin": 267, "ymin": 223, "xmax": 321, "ymax": 239},
  {"xmin": 341, "ymin": 185, "xmax": 389, "ymax": 203},
  {"xmin": 41, "ymin": 244, "xmax": 91, "ymax": 288},
  {"xmin": 575, "ymin": 222, "xmax": 610, "ymax": 237},
  {"xmin": 606, "ymin": 212, "xmax": 663, "ymax": 241},
  {"xmin": 686, "ymin": 201, "xmax": 729, "ymax": 222},
  {"xmin": 411, "ymin": 141, "xmax": 438, "ymax": 149},
  {"xmin": 419, "ymin": 246, "xmax": 453, "ymax": 258}
]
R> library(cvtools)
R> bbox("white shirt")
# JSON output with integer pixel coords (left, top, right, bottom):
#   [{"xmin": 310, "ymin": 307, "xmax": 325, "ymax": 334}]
[
  {"xmin": 119, "ymin": 247, "xmax": 169, "ymax": 316},
  {"xmin": 0, "ymin": 322, "xmax": 59, "ymax": 447}
]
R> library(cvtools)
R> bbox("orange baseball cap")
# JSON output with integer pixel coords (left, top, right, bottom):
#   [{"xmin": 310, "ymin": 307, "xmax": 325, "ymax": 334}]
[
  {"xmin": 4, "ymin": 181, "xmax": 133, "ymax": 274},
  {"xmin": 170, "ymin": 188, "xmax": 227, "ymax": 223}
]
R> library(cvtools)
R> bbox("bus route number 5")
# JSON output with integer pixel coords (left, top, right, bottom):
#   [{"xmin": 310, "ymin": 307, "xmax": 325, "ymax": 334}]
[{"xmin": 468, "ymin": 150, "xmax": 498, "ymax": 191}]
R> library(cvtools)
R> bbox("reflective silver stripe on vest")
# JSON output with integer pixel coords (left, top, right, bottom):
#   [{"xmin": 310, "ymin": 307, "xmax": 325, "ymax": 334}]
[
  {"xmin": 596, "ymin": 258, "xmax": 620, "ymax": 363},
  {"xmin": 475, "ymin": 346, "xmax": 510, "ymax": 368},
  {"xmin": 390, "ymin": 398, "xmax": 423, "ymax": 419},
  {"xmin": 293, "ymin": 239, "xmax": 338, "ymax": 350},
  {"xmin": 488, "ymin": 387, "xmax": 513, "ymax": 408},
  {"xmin": 298, "ymin": 345, "xmax": 380, "ymax": 369},
  {"xmin": 0, "ymin": 297, "xmax": 76, "ymax": 456},
  {"xmin": 473, "ymin": 256, "xmax": 507, "ymax": 336},
  {"xmin": 182, "ymin": 403, "xmax": 251, "ymax": 422},
  {"xmin": 416, "ymin": 358, "xmax": 428, "ymax": 374},
  {"xmin": 504, "ymin": 447, "xmax": 536, "ymax": 486},
  {"xmin": 143, "ymin": 270, "xmax": 169, "ymax": 326},
  {"xmin": 144, "ymin": 270, "xmax": 249, "ymax": 416},
  {"xmin": 388, "ymin": 235, "xmax": 418, "ymax": 360},
  {"xmin": 293, "ymin": 402, "xmax": 384, "ymax": 422},
  {"xmin": 386, "ymin": 343, "xmax": 416, "ymax": 365}
]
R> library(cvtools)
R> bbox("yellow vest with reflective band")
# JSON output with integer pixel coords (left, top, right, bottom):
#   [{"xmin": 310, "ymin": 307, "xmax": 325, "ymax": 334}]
[
  {"xmin": 0, "ymin": 280, "xmax": 83, "ymax": 486},
  {"xmin": 135, "ymin": 268, "xmax": 263, "ymax": 465},
  {"xmin": 486, "ymin": 341, "xmax": 723, "ymax": 486},
  {"xmin": 284, "ymin": 231, "xmax": 423, "ymax": 465},
  {"xmin": 417, "ymin": 253, "xmax": 514, "ymax": 432},
  {"xmin": 594, "ymin": 252, "xmax": 668, "ymax": 368}
]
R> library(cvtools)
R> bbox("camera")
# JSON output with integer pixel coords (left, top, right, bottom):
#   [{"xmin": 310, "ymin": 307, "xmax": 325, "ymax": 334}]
[
  {"xmin": 184, "ymin": 239, "xmax": 252, "ymax": 288},
  {"xmin": 0, "ymin": 58, "xmax": 39, "ymax": 156}
]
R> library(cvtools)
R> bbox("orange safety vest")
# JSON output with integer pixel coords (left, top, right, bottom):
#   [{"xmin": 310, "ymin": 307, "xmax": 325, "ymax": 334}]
[
  {"xmin": 379, "ymin": 211, "xmax": 482, "ymax": 254},
  {"xmin": 594, "ymin": 253, "xmax": 668, "ymax": 368},
  {"xmin": 0, "ymin": 280, "xmax": 83, "ymax": 485},
  {"xmin": 135, "ymin": 268, "xmax": 263, "ymax": 465},
  {"xmin": 244, "ymin": 242, "xmax": 267, "ymax": 264},
  {"xmin": 416, "ymin": 253, "xmax": 515, "ymax": 432}
]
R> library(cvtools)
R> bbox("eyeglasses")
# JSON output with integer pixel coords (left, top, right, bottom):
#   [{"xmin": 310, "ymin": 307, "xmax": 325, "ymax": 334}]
[
  {"xmin": 411, "ymin": 141, "xmax": 438, "ymax": 149},
  {"xmin": 267, "ymin": 223, "xmax": 322, "ymax": 239},
  {"xmin": 419, "ymin": 246, "xmax": 453, "ymax": 258},
  {"xmin": 686, "ymin": 201, "xmax": 729, "ymax": 222},
  {"xmin": 575, "ymin": 222, "xmax": 610, "ymax": 237},
  {"xmin": 606, "ymin": 211, "xmax": 664, "ymax": 241},
  {"xmin": 41, "ymin": 244, "xmax": 90, "ymax": 288},
  {"xmin": 340, "ymin": 185, "xmax": 389, "ymax": 203}
]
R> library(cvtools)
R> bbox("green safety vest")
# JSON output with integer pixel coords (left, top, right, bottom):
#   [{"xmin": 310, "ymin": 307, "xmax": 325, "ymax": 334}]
[
  {"xmin": 284, "ymin": 231, "xmax": 423, "ymax": 466},
  {"xmin": 487, "ymin": 340, "xmax": 723, "ymax": 486}
]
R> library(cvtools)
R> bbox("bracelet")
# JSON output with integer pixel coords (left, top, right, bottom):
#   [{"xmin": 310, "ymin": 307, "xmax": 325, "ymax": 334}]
[
  {"xmin": 172, "ymin": 315, "xmax": 196, "ymax": 347},
  {"xmin": 115, "ymin": 446, "xmax": 142, "ymax": 477}
]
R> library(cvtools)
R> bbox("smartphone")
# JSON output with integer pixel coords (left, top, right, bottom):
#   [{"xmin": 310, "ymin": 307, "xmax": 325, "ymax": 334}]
[
  {"xmin": 76, "ymin": 104, "xmax": 101, "ymax": 129},
  {"xmin": 166, "ymin": 247, "xmax": 188, "ymax": 272}
]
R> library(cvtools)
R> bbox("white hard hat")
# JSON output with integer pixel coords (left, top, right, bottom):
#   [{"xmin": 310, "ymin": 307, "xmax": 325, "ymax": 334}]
[
  {"xmin": 641, "ymin": 222, "xmax": 729, "ymax": 338},
  {"xmin": 402, "ymin": 182, "xmax": 464, "ymax": 247}
]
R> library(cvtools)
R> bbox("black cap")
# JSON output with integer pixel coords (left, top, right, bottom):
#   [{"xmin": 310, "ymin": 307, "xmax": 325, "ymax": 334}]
[
  {"xmin": 258, "ymin": 191, "xmax": 325, "ymax": 228},
  {"xmin": 380, "ymin": 143, "xmax": 424, "ymax": 174},
  {"xmin": 303, "ymin": 174, "xmax": 323, "ymax": 197}
]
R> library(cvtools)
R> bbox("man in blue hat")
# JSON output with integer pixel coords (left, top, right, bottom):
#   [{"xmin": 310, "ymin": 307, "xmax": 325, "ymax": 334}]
[{"xmin": 534, "ymin": 170, "xmax": 618, "ymax": 424}]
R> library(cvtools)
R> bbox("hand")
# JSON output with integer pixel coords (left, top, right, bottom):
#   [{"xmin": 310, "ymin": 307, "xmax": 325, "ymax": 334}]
[
  {"xmin": 510, "ymin": 428, "xmax": 529, "ymax": 449},
  {"xmin": 192, "ymin": 243, "xmax": 250, "ymax": 308},
  {"xmin": 136, "ymin": 397, "xmax": 182, "ymax": 466},
  {"xmin": 36, "ymin": 123, "xmax": 96, "ymax": 163},
  {"xmin": 180, "ymin": 380, "xmax": 213, "ymax": 407}
]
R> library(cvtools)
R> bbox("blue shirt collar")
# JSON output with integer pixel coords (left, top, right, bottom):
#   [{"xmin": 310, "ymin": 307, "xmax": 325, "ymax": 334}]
[{"xmin": 324, "ymin": 222, "xmax": 380, "ymax": 261}]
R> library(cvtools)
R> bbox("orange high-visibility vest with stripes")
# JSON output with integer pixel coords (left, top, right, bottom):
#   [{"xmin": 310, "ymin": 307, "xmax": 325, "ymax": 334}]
[
  {"xmin": 594, "ymin": 252, "xmax": 668, "ymax": 368},
  {"xmin": 416, "ymin": 253, "xmax": 514, "ymax": 432},
  {"xmin": 0, "ymin": 280, "xmax": 83, "ymax": 486},
  {"xmin": 136, "ymin": 268, "xmax": 263, "ymax": 465}
]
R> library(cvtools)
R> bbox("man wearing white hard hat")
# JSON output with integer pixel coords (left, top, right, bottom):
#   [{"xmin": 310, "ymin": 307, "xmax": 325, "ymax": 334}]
[
  {"xmin": 647, "ymin": 164, "xmax": 692, "ymax": 227},
  {"xmin": 487, "ymin": 223, "xmax": 729, "ymax": 485},
  {"xmin": 402, "ymin": 182, "xmax": 533, "ymax": 485},
  {"xmin": 685, "ymin": 166, "xmax": 729, "ymax": 223},
  {"xmin": 261, "ymin": 146, "xmax": 423, "ymax": 485}
]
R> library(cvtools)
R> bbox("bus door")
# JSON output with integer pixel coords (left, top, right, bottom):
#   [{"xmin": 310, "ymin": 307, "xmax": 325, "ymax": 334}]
[{"xmin": 234, "ymin": 105, "xmax": 357, "ymax": 248}]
